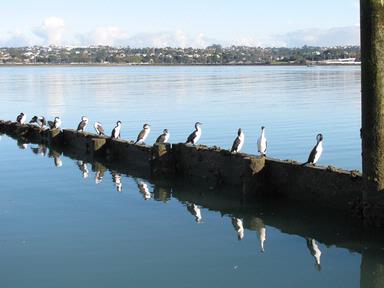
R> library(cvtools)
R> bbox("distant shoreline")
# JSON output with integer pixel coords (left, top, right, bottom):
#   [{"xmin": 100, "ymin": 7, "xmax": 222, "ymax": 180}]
[{"xmin": 0, "ymin": 63, "xmax": 361, "ymax": 67}]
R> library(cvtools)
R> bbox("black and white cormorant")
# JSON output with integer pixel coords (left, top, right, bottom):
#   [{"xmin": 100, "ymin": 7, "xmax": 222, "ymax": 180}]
[
  {"xmin": 303, "ymin": 133, "xmax": 323, "ymax": 166},
  {"xmin": 16, "ymin": 112, "xmax": 26, "ymax": 124},
  {"xmin": 30, "ymin": 116, "xmax": 46, "ymax": 128},
  {"xmin": 135, "ymin": 123, "xmax": 151, "ymax": 144},
  {"xmin": 48, "ymin": 117, "xmax": 61, "ymax": 129},
  {"xmin": 94, "ymin": 122, "xmax": 105, "ymax": 136},
  {"xmin": 111, "ymin": 121, "xmax": 122, "ymax": 139},
  {"xmin": 231, "ymin": 128, "xmax": 244, "ymax": 153},
  {"xmin": 155, "ymin": 129, "xmax": 170, "ymax": 144},
  {"xmin": 77, "ymin": 116, "xmax": 89, "ymax": 132},
  {"xmin": 185, "ymin": 122, "xmax": 202, "ymax": 145},
  {"xmin": 257, "ymin": 126, "xmax": 267, "ymax": 156}
]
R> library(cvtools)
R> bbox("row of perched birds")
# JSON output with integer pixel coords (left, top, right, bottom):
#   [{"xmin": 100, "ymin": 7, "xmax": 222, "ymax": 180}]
[{"xmin": 15, "ymin": 112, "xmax": 324, "ymax": 165}]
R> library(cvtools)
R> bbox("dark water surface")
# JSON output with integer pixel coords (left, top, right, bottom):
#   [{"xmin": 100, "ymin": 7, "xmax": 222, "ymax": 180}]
[{"xmin": 0, "ymin": 66, "xmax": 375, "ymax": 288}]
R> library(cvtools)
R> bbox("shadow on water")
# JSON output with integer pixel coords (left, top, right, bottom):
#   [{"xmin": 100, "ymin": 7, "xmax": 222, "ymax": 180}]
[{"xmin": 5, "ymin": 133, "xmax": 384, "ymax": 288}]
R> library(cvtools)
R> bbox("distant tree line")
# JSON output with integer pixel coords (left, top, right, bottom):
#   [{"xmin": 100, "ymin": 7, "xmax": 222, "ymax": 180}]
[{"xmin": 0, "ymin": 45, "xmax": 360, "ymax": 65}]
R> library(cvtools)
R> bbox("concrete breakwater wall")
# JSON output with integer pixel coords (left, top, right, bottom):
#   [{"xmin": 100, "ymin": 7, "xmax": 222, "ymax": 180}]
[{"xmin": 0, "ymin": 120, "xmax": 363, "ymax": 214}]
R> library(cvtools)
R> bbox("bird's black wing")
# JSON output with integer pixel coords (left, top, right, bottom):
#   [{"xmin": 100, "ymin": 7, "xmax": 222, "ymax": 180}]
[
  {"xmin": 98, "ymin": 124, "xmax": 105, "ymax": 135},
  {"xmin": 135, "ymin": 129, "xmax": 145, "ymax": 143},
  {"xmin": 77, "ymin": 121, "xmax": 85, "ymax": 131},
  {"xmin": 156, "ymin": 133, "xmax": 166, "ymax": 143},
  {"xmin": 48, "ymin": 121, "xmax": 54, "ymax": 129},
  {"xmin": 231, "ymin": 137, "xmax": 241, "ymax": 152},
  {"xmin": 186, "ymin": 130, "xmax": 197, "ymax": 143},
  {"xmin": 307, "ymin": 145, "xmax": 317, "ymax": 164},
  {"xmin": 16, "ymin": 114, "xmax": 22, "ymax": 122},
  {"xmin": 111, "ymin": 127, "xmax": 116, "ymax": 138}
]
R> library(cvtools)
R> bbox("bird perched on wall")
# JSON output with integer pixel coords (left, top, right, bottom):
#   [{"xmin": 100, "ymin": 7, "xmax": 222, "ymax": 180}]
[
  {"xmin": 30, "ymin": 116, "xmax": 47, "ymax": 128},
  {"xmin": 111, "ymin": 121, "xmax": 122, "ymax": 139},
  {"xmin": 302, "ymin": 133, "xmax": 323, "ymax": 166},
  {"xmin": 231, "ymin": 128, "xmax": 244, "ymax": 153},
  {"xmin": 77, "ymin": 116, "xmax": 88, "ymax": 132},
  {"xmin": 94, "ymin": 122, "xmax": 105, "ymax": 136},
  {"xmin": 155, "ymin": 129, "xmax": 170, "ymax": 144},
  {"xmin": 257, "ymin": 126, "xmax": 267, "ymax": 156},
  {"xmin": 185, "ymin": 122, "xmax": 202, "ymax": 145},
  {"xmin": 48, "ymin": 117, "xmax": 61, "ymax": 129},
  {"xmin": 135, "ymin": 123, "xmax": 151, "ymax": 144},
  {"xmin": 16, "ymin": 112, "xmax": 26, "ymax": 124}
]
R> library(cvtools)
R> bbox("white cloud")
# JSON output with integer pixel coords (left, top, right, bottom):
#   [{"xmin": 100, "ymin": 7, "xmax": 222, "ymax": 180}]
[
  {"xmin": 0, "ymin": 17, "xmax": 360, "ymax": 48},
  {"xmin": 33, "ymin": 17, "xmax": 68, "ymax": 45},
  {"xmin": 274, "ymin": 26, "xmax": 360, "ymax": 47},
  {"xmin": 120, "ymin": 30, "xmax": 216, "ymax": 48},
  {"xmin": 81, "ymin": 26, "xmax": 128, "ymax": 46}
]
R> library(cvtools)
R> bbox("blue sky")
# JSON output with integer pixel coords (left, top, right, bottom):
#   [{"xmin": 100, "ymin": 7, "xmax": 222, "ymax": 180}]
[{"xmin": 0, "ymin": 0, "xmax": 360, "ymax": 47}]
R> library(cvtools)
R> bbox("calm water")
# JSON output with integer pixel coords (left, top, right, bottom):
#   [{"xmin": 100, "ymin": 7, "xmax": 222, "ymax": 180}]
[
  {"xmin": 0, "ymin": 65, "xmax": 361, "ymax": 170},
  {"xmin": 0, "ymin": 66, "xmax": 374, "ymax": 288}
]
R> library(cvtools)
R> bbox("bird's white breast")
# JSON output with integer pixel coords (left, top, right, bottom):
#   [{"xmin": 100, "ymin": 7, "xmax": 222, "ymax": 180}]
[{"xmin": 313, "ymin": 142, "xmax": 323, "ymax": 164}]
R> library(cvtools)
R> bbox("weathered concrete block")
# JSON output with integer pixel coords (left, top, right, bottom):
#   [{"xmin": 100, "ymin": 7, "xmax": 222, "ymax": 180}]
[
  {"xmin": 105, "ymin": 138, "xmax": 152, "ymax": 171},
  {"xmin": 90, "ymin": 137, "xmax": 107, "ymax": 157},
  {"xmin": 46, "ymin": 128, "xmax": 63, "ymax": 145},
  {"xmin": 151, "ymin": 143, "xmax": 174, "ymax": 176},
  {"xmin": 61, "ymin": 129, "xmax": 102, "ymax": 154},
  {"xmin": 172, "ymin": 143, "xmax": 265, "ymax": 193},
  {"xmin": 264, "ymin": 158, "xmax": 363, "ymax": 210}
]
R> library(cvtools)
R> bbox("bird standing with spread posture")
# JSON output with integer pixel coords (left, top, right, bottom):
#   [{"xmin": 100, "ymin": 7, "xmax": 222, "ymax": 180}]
[
  {"xmin": 111, "ymin": 121, "xmax": 122, "ymax": 139},
  {"xmin": 185, "ymin": 122, "xmax": 202, "ymax": 145},
  {"xmin": 16, "ymin": 112, "xmax": 26, "ymax": 124},
  {"xmin": 155, "ymin": 129, "xmax": 170, "ymax": 144},
  {"xmin": 135, "ymin": 124, "xmax": 151, "ymax": 144},
  {"xmin": 231, "ymin": 128, "xmax": 244, "ymax": 153},
  {"xmin": 94, "ymin": 122, "xmax": 105, "ymax": 136},
  {"xmin": 303, "ymin": 133, "xmax": 323, "ymax": 166},
  {"xmin": 257, "ymin": 126, "xmax": 267, "ymax": 156},
  {"xmin": 77, "ymin": 116, "xmax": 89, "ymax": 132},
  {"xmin": 30, "ymin": 116, "xmax": 47, "ymax": 128}
]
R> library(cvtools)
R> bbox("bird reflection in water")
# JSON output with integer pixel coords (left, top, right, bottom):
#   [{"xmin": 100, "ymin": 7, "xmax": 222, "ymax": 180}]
[
  {"xmin": 31, "ymin": 144, "xmax": 47, "ymax": 157},
  {"xmin": 231, "ymin": 217, "xmax": 244, "ymax": 240},
  {"xmin": 76, "ymin": 160, "xmax": 89, "ymax": 179},
  {"xmin": 306, "ymin": 238, "xmax": 322, "ymax": 271},
  {"xmin": 48, "ymin": 149, "xmax": 62, "ymax": 168},
  {"xmin": 136, "ymin": 179, "xmax": 151, "ymax": 200},
  {"xmin": 95, "ymin": 170, "xmax": 104, "ymax": 184},
  {"xmin": 111, "ymin": 171, "xmax": 122, "ymax": 192},
  {"xmin": 186, "ymin": 202, "xmax": 202, "ymax": 223},
  {"xmin": 252, "ymin": 217, "xmax": 266, "ymax": 253}
]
